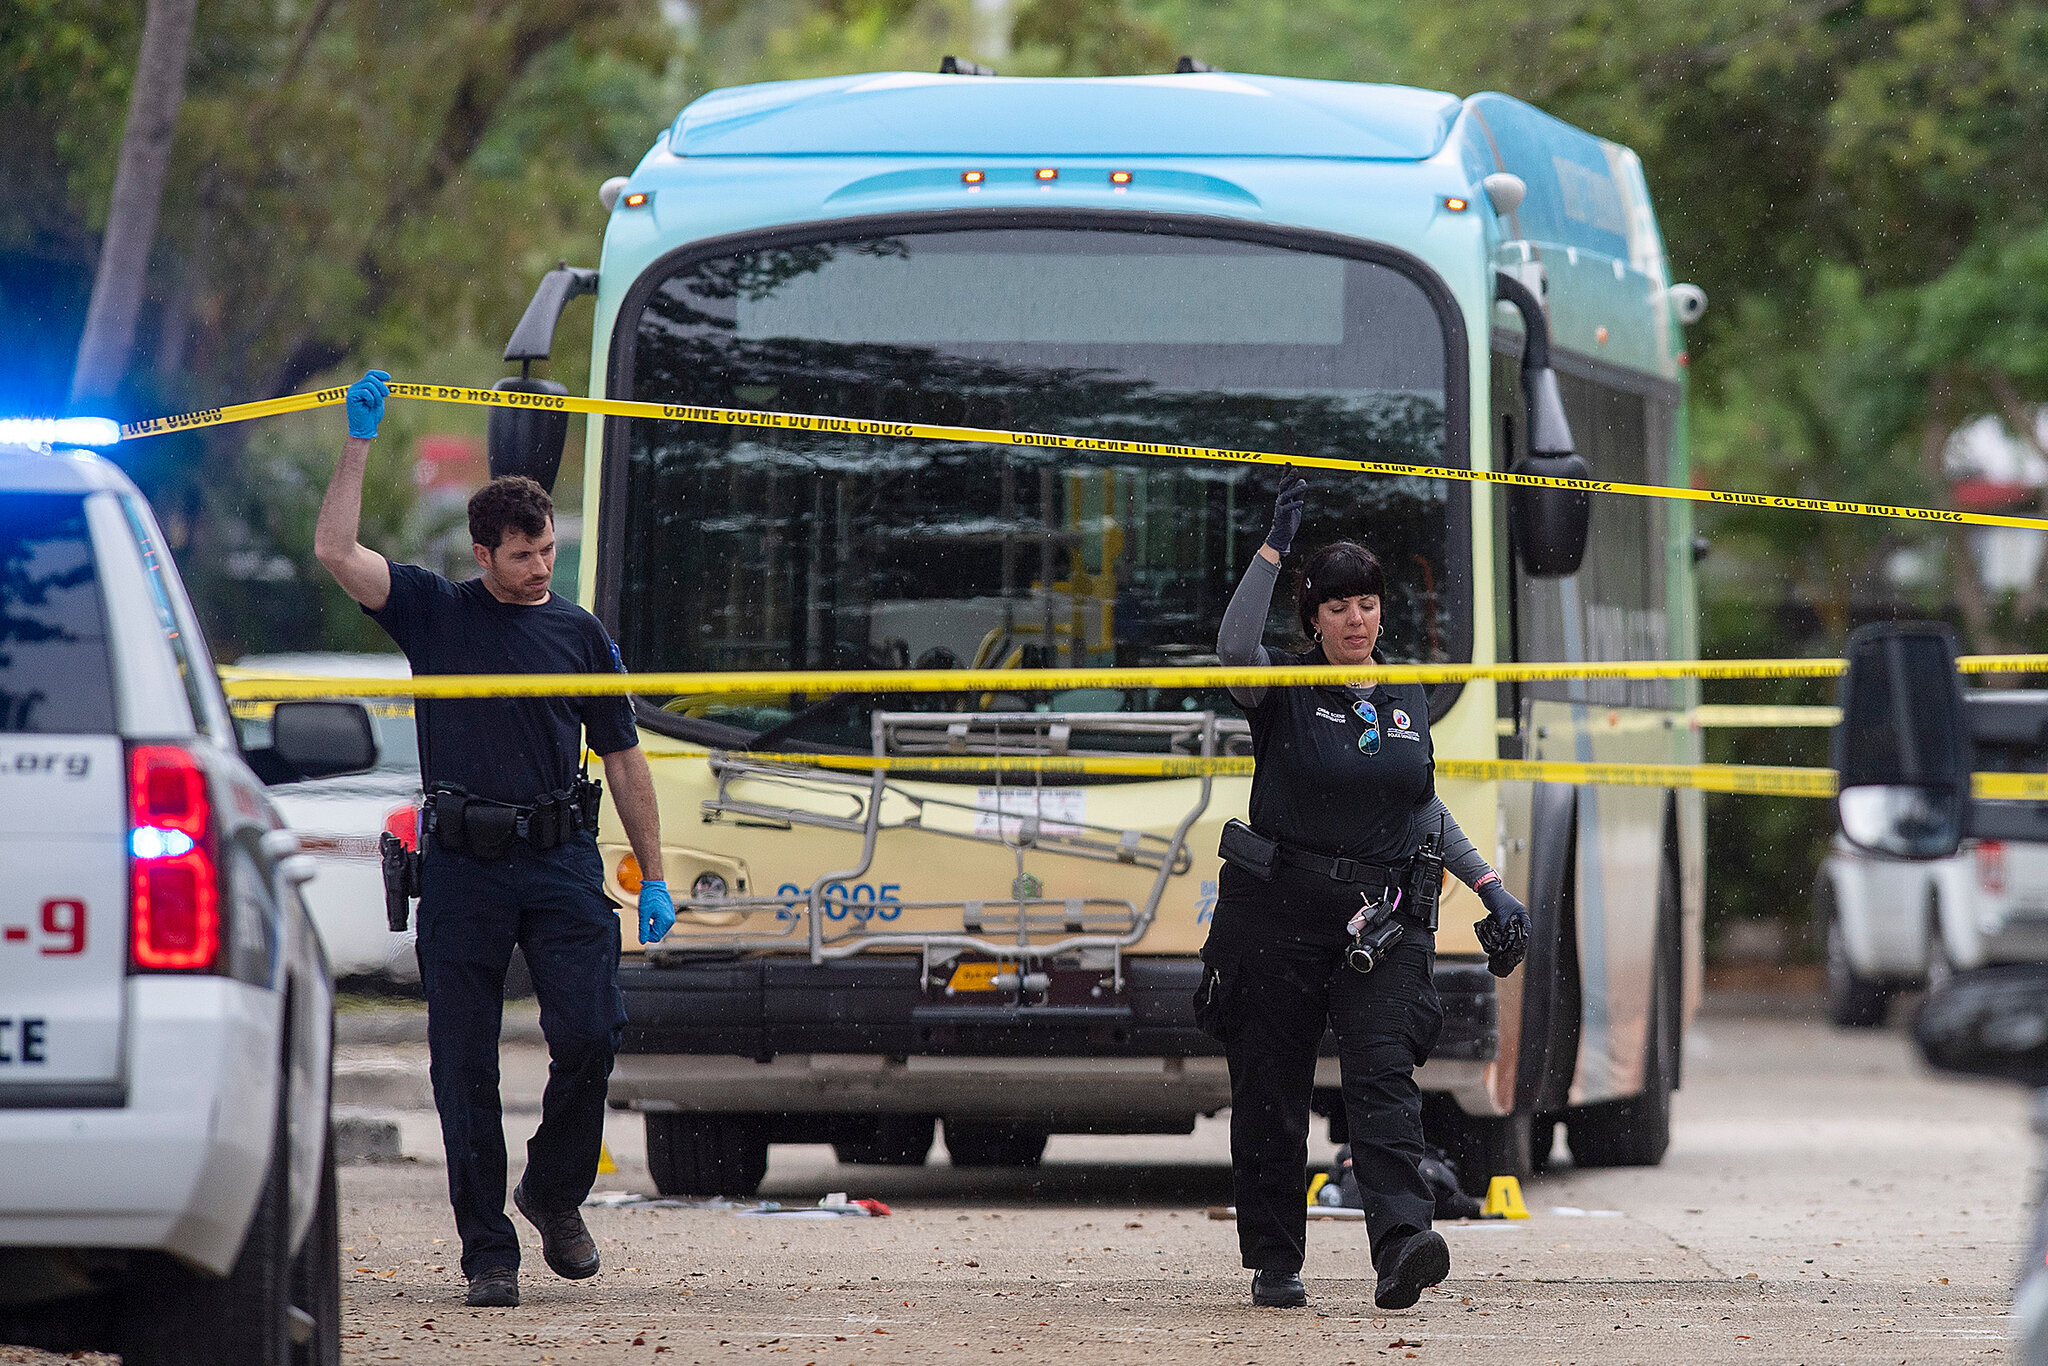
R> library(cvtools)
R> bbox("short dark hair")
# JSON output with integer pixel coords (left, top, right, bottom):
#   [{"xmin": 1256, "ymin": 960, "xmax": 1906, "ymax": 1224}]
[
  {"xmin": 468, "ymin": 476, "xmax": 553, "ymax": 551},
  {"xmin": 1295, "ymin": 541, "xmax": 1386, "ymax": 636}
]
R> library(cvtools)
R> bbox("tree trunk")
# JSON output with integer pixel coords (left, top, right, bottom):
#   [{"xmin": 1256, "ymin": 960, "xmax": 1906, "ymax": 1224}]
[{"xmin": 69, "ymin": 0, "xmax": 200, "ymax": 408}]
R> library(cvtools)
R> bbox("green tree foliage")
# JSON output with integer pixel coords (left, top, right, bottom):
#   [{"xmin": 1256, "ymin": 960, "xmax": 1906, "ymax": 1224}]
[{"xmin": 0, "ymin": 0, "xmax": 676, "ymax": 654}]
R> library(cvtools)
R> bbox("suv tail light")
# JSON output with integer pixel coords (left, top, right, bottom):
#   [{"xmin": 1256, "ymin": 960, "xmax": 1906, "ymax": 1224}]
[
  {"xmin": 1977, "ymin": 840, "xmax": 2007, "ymax": 895},
  {"xmin": 129, "ymin": 743, "xmax": 219, "ymax": 971},
  {"xmin": 383, "ymin": 802, "xmax": 420, "ymax": 852}
]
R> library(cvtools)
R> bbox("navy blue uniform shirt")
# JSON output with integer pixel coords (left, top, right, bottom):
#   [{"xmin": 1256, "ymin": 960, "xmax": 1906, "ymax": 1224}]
[
  {"xmin": 1243, "ymin": 644, "xmax": 1434, "ymax": 866},
  {"xmin": 367, "ymin": 562, "xmax": 638, "ymax": 804}
]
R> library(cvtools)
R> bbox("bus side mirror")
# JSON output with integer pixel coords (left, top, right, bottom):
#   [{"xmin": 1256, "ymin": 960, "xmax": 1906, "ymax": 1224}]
[
  {"xmin": 1832, "ymin": 622, "xmax": 1969, "ymax": 860},
  {"xmin": 488, "ymin": 378, "xmax": 570, "ymax": 493},
  {"xmin": 1495, "ymin": 271, "xmax": 1589, "ymax": 577},
  {"xmin": 487, "ymin": 265, "xmax": 598, "ymax": 493}
]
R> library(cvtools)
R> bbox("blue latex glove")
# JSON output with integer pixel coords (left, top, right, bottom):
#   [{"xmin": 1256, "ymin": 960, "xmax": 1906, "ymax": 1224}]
[
  {"xmin": 346, "ymin": 369, "xmax": 391, "ymax": 439},
  {"xmin": 638, "ymin": 878, "xmax": 675, "ymax": 945},
  {"xmin": 1265, "ymin": 470, "xmax": 1308, "ymax": 555}
]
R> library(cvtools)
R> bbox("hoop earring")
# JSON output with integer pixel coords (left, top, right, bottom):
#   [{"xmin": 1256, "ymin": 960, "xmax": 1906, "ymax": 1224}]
[{"xmin": 1313, "ymin": 629, "xmax": 1323, "ymax": 642}]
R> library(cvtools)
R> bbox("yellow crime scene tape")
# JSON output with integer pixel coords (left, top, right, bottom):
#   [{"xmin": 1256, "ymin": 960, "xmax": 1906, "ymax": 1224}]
[
  {"xmin": 120, "ymin": 380, "xmax": 2048, "ymax": 534},
  {"xmin": 681, "ymin": 750, "xmax": 2048, "ymax": 802},
  {"xmin": 214, "ymin": 649, "xmax": 2048, "ymax": 703}
]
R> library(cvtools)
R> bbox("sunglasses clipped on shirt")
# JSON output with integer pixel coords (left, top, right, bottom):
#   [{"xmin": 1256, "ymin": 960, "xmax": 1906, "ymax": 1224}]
[{"xmin": 1354, "ymin": 698, "xmax": 1380, "ymax": 756}]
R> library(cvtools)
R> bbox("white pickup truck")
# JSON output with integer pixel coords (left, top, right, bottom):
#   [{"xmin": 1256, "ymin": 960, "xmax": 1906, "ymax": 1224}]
[
  {"xmin": 1817, "ymin": 690, "xmax": 2048, "ymax": 1027},
  {"xmin": 0, "ymin": 435, "xmax": 376, "ymax": 1365}
]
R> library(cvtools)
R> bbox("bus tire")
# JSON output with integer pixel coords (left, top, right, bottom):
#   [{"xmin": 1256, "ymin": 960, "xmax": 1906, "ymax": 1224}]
[
  {"xmin": 942, "ymin": 1120, "xmax": 1048, "ymax": 1168},
  {"xmin": 1820, "ymin": 878, "xmax": 1890, "ymax": 1029},
  {"xmin": 645, "ymin": 1113, "xmax": 769, "ymax": 1197},
  {"xmin": 833, "ymin": 1115, "xmax": 936, "ymax": 1166},
  {"xmin": 1565, "ymin": 858, "xmax": 1680, "ymax": 1168},
  {"xmin": 1422, "ymin": 1096, "xmax": 1533, "ymax": 1197}
]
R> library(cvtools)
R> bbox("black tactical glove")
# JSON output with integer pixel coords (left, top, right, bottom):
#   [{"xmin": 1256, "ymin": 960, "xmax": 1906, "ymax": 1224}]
[
  {"xmin": 1474, "ymin": 878, "xmax": 1531, "ymax": 978},
  {"xmin": 1265, "ymin": 470, "xmax": 1308, "ymax": 555}
]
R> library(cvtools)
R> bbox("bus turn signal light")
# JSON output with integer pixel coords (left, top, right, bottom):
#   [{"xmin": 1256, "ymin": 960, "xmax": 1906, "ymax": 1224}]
[
  {"xmin": 622, "ymin": 191, "xmax": 650, "ymax": 209},
  {"xmin": 1445, "ymin": 197, "xmax": 1469, "ymax": 212},
  {"xmin": 618, "ymin": 853, "xmax": 643, "ymax": 895}
]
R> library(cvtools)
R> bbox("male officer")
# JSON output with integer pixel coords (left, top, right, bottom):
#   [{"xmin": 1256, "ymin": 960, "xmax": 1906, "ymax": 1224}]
[{"xmin": 315, "ymin": 370, "xmax": 677, "ymax": 1308}]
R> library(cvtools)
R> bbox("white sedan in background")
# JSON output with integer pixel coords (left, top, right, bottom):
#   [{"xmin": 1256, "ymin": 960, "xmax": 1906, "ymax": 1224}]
[{"xmin": 229, "ymin": 653, "xmax": 423, "ymax": 984}]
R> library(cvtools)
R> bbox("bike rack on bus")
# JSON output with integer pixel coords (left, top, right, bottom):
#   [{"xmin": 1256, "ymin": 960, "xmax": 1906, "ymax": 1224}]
[{"xmin": 662, "ymin": 711, "xmax": 1239, "ymax": 979}]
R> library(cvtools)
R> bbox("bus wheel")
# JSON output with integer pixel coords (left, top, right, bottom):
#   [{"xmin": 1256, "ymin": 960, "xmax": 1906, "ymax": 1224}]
[
  {"xmin": 1566, "ymin": 874, "xmax": 1680, "ymax": 1168},
  {"xmin": 942, "ymin": 1120, "xmax": 1048, "ymax": 1168},
  {"xmin": 645, "ymin": 1114, "xmax": 769, "ymax": 1197},
  {"xmin": 833, "ymin": 1115, "xmax": 936, "ymax": 1166},
  {"xmin": 1422, "ymin": 1096, "xmax": 1532, "ymax": 1197}
]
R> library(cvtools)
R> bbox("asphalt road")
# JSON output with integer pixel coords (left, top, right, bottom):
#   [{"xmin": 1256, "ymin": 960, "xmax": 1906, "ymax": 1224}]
[{"xmin": 3, "ymin": 1006, "xmax": 2035, "ymax": 1365}]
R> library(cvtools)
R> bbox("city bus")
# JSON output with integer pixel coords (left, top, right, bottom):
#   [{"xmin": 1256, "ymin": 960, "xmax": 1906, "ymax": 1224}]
[{"xmin": 493, "ymin": 64, "xmax": 1705, "ymax": 1194}]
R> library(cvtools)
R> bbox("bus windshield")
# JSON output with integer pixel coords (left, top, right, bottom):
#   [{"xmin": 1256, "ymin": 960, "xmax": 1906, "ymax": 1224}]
[{"xmin": 612, "ymin": 224, "xmax": 1466, "ymax": 749}]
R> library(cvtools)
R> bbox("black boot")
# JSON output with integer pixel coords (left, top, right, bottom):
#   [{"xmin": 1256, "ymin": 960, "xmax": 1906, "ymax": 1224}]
[
  {"xmin": 1375, "ymin": 1229, "xmax": 1450, "ymax": 1310},
  {"xmin": 1252, "ymin": 1270, "xmax": 1308, "ymax": 1308}
]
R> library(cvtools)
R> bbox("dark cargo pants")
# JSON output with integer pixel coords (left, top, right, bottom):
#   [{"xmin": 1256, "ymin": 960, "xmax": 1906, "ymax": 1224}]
[
  {"xmin": 1216, "ymin": 928, "xmax": 1443, "ymax": 1274},
  {"xmin": 416, "ymin": 835, "xmax": 626, "ymax": 1278}
]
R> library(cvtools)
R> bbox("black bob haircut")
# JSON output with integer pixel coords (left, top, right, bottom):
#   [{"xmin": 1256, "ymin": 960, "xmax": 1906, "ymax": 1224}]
[
  {"xmin": 1295, "ymin": 541, "xmax": 1385, "ymax": 636},
  {"xmin": 468, "ymin": 475, "xmax": 553, "ymax": 552}
]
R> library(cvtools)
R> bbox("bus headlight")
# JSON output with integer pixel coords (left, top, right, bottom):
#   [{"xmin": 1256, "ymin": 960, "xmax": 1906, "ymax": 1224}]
[{"xmin": 692, "ymin": 872, "xmax": 729, "ymax": 900}]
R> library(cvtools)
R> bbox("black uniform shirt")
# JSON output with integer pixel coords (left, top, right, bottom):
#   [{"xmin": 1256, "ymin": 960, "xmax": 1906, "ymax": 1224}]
[
  {"xmin": 1243, "ymin": 644, "xmax": 1435, "ymax": 866},
  {"xmin": 367, "ymin": 562, "xmax": 638, "ymax": 804}
]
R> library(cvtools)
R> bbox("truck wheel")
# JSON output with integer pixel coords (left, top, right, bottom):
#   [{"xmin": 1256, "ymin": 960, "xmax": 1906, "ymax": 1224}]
[
  {"xmin": 942, "ymin": 1120, "xmax": 1049, "ymax": 1168},
  {"xmin": 1925, "ymin": 898, "xmax": 1955, "ymax": 994},
  {"xmin": 289, "ymin": 1126, "xmax": 340, "ymax": 1366},
  {"xmin": 833, "ymin": 1115, "xmax": 936, "ymax": 1166},
  {"xmin": 120, "ymin": 1078, "xmax": 294, "ymax": 1365},
  {"xmin": 1566, "ymin": 876, "xmax": 1679, "ymax": 1168},
  {"xmin": 645, "ymin": 1113, "xmax": 769, "ymax": 1197},
  {"xmin": 1822, "ymin": 880, "xmax": 1890, "ymax": 1028}
]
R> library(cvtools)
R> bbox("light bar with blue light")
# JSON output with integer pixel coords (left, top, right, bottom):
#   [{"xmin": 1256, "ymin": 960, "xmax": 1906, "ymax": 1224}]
[{"xmin": 0, "ymin": 417, "xmax": 122, "ymax": 448}]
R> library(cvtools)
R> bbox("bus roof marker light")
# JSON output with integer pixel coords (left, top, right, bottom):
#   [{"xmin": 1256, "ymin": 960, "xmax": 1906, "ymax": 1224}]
[
  {"xmin": 0, "ymin": 417, "xmax": 122, "ymax": 448},
  {"xmin": 961, "ymin": 170, "xmax": 985, "ymax": 185},
  {"xmin": 1444, "ymin": 197, "xmax": 1469, "ymax": 212},
  {"xmin": 1036, "ymin": 168, "xmax": 1058, "ymax": 182},
  {"xmin": 622, "ymin": 191, "xmax": 651, "ymax": 209},
  {"xmin": 1109, "ymin": 171, "xmax": 1133, "ymax": 185}
]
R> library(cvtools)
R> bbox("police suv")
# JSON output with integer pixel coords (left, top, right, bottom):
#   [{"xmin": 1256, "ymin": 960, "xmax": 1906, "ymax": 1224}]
[{"xmin": 0, "ymin": 428, "xmax": 376, "ymax": 1365}]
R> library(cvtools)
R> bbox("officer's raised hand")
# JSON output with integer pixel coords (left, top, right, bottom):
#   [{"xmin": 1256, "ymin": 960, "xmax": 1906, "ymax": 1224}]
[
  {"xmin": 638, "ymin": 878, "xmax": 675, "ymax": 945},
  {"xmin": 1265, "ymin": 470, "xmax": 1308, "ymax": 556},
  {"xmin": 1473, "ymin": 876, "xmax": 1531, "ymax": 978},
  {"xmin": 346, "ymin": 369, "xmax": 391, "ymax": 440}
]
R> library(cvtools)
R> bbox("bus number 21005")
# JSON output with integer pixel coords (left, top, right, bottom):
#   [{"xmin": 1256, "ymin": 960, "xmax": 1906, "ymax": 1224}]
[{"xmin": 775, "ymin": 883, "xmax": 903, "ymax": 921}]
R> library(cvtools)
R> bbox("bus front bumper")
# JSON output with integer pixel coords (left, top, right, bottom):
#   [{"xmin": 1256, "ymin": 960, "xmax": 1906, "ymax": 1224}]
[{"xmin": 609, "ymin": 956, "xmax": 1498, "ymax": 1116}]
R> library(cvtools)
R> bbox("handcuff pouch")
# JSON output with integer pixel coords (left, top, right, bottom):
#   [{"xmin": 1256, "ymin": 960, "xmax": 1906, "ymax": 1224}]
[{"xmin": 1218, "ymin": 819, "xmax": 1278, "ymax": 881}]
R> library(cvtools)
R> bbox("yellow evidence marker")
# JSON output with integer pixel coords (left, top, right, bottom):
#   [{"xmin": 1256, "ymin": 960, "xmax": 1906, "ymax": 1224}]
[{"xmin": 1482, "ymin": 1176, "xmax": 1529, "ymax": 1219}]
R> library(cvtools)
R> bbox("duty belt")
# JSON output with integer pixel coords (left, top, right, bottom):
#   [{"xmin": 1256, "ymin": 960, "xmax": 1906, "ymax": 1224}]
[
  {"xmin": 1275, "ymin": 843, "xmax": 1401, "ymax": 891},
  {"xmin": 425, "ymin": 778, "xmax": 602, "ymax": 861}
]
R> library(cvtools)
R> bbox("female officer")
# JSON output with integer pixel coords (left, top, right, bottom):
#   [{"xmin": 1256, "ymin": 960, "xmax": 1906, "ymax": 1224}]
[{"xmin": 1200, "ymin": 472, "xmax": 1532, "ymax": 1311}]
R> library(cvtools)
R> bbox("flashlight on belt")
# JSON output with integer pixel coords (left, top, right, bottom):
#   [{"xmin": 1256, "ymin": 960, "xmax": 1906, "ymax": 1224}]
[{"xmin": 1346, "ymin": 888, "xmax": 1404, "ymax": 975}]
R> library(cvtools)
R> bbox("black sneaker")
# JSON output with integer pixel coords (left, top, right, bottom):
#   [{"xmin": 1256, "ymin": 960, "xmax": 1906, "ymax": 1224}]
[
  {"xmin": 1375, "ymin": 1228, "xmax": 1450, "ymax": 1310},
  {"xmin": 514, "ymin": 1181, "xmax": 601, "ymax": 1280},
  {"xmin": 464, "ymin": 1266, "xmax": 519, "ymax": 1307},
  {"xmin": 1252, "ymin": 1270, "xmax": 1308, "ymax": 1307}
]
